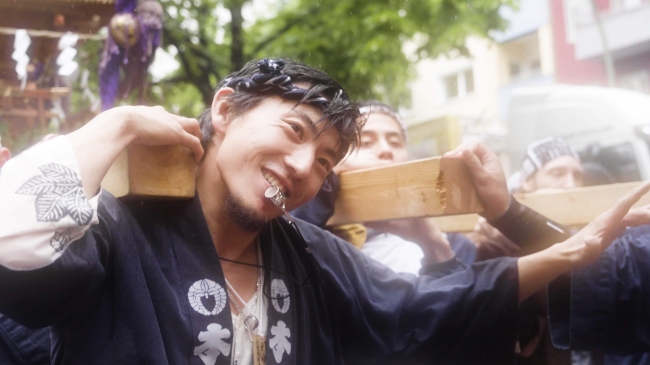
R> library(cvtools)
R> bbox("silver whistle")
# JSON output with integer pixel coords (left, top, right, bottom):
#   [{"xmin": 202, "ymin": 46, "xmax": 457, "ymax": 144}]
[{"xmin": 265, "ymin": 186, "xmax": 293, "ymax": 223}]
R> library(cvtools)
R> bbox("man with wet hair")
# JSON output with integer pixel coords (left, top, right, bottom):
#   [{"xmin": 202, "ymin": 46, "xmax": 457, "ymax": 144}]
[{"xmin": 0, "ymin": 58, "xmax": 648, "ymax": 365}]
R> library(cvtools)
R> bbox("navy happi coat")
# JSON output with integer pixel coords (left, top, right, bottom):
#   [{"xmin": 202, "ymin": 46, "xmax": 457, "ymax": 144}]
[
  {"xmin": 0, "ymin": 191, "xmax": 523, "ymax": 365},
  {"xmin": 0, "ymin": 137, "xmax": 520, "ymax": 365}
]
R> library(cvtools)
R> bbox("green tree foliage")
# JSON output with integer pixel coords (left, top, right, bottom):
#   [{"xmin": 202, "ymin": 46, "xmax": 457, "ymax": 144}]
[{"xmin": 158, "ymin": 0, "xmax": 513, "ymax": 112}]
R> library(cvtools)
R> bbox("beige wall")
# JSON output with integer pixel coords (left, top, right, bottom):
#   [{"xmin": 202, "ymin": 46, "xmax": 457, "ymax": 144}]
[
  {"xmin": 405, "ymin": 37, "xmax": 501, "ymax": 127},
  {"xmin": 405, "ymin": 26, "xmax": 554, "ymax": 131}
]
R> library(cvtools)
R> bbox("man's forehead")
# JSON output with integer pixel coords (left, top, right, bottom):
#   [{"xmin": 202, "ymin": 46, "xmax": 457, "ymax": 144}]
[
  {"xmin": 363, "ymin": 113, "xmax": 404, "ymax": 136},
  {"xmin": 541, "ymin": 155, "xmax": 583, "ymax": 171}
]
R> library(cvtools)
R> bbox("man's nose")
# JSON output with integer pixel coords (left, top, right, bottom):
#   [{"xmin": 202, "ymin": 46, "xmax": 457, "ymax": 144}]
[
  {"xmin": 562, "ymin": 173, "xmax": 578, "ymax": 189},
  {"xmin": 285, "ymin": 147, "xmax": 314, "ymax": 179},
  {"xmin": 376, "ymin": 139, "xmax": 394, "ymax": 161}
]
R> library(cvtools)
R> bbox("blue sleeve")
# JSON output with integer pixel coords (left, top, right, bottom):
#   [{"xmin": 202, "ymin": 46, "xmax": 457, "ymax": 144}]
[
  {"xmin": 290, "ymin": 172, "xmax": 339, "ymax": 228},
  {"xmin": 298, "ymin": 220, "xmax": 519, "ymax": 364},
  {"xmin": 448, "ymin": 232, "xmax": 477, "ymax": 265},
  {"xmin": 0, "ymin": 314, "xmax": 50, "ymax": 365},
  {"xmin": 548, "ymin": 225, "xmax": 650, "ymax": 355},
  {"xmin": 418, "ymin": 233, "xmax": 475, "ymax": 278},
  {"xmin": 0, "ymin": 199, "xmax": 117, "ymax": 328}
]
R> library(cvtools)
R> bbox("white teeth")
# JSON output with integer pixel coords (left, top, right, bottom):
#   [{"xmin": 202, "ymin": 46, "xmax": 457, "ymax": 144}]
[{"xmin": 263, "ymin": 170, "xmax": 287, "ymax": 195}]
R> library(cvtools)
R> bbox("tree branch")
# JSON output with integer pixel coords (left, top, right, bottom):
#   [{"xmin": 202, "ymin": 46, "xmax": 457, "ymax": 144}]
[{"xmin": 251, "ymin": 6, "xmax": 320, "ymax": 56}]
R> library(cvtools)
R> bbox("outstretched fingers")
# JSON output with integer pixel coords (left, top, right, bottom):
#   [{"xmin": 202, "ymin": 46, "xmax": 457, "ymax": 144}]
[
  {"xmin": 623, "ymin": 205, "xmax": 650, "ymax": 227},
  {"xmin": 601, "ymin": 181, "xmax": 650, "ymax": 224}
]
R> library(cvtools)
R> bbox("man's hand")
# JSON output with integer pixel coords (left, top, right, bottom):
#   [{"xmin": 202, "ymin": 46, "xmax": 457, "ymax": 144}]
[
  {"xmin": 518, "ymin": 181, "xmax": 650, "ymax": 303},
  {"xmin": 117, "ymin": 105, "xmax": 204, "ymax": 163},
  {"xmin": 443, "ymin": 141, "xmax": 510, "ymax": 221},
  {"xmin": 622, "ymin": 204, "xmax": 650, "ymax": 227},
  {"xmin": 68, "ymin": 105, "xmax": 204, "ymax": 198},
  {"xmin": 556, "ymin": 181, "xmax": 650, "ymax": 268},
  {"xmin": 466, "ymin": 217, "xmax": 520, "ymax": 261},
  {"xmin": 366, "ymin": 217, "xmax": 454, "ymax": 263}
]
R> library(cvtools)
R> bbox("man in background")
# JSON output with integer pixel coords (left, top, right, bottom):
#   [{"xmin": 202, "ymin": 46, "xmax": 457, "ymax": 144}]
[{"xmin": 0, "ymin": 136, "xmax": 11, "ymax": 169}]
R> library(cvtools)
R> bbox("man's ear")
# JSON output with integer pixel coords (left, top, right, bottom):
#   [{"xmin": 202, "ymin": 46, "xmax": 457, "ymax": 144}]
[
  {"xmin": 211, "ymin": 87, "xmax": 235, "ymax": 134},
  {"xmin": 521, "ymin": 175, "xmax": 536, "ymax": 193},
  {"xmin": 0, "ymin": 147, "xmax": 11, "ymax": 168}
]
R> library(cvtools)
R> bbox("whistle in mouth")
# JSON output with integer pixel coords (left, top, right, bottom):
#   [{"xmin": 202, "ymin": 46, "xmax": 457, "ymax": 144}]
[
  {"xmin": 265, "ymin": 186, "xmax": 293, "ymax": 223},
  {"xmin": 265, "ymin": 186, "xmax": 286, "ymax": 209}
]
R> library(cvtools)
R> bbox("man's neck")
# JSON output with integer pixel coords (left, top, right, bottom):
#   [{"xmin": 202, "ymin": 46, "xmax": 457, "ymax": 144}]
[
  {"xmin": 197, "ymin": 185, "xmax": 261, "ymax": 303},
  {"xmin": 198, "ymin": 191, "xmax": 259, "ymax": 262}
]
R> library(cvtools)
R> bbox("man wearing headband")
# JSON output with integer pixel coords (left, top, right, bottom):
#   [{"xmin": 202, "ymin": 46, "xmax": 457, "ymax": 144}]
[
  {"xmin": 326, "ymin": 101, "xmax": 475, "ymax": 275},
  {"xmin": 0, "ymin": 58, "xmax": 648, "ymax": 365},
  {"xmin": 517, "ymin": 137, "xmax": 584, "ymax": 193},
  {"xmin": 473, "ymin": 137, "xmax": 584, "ymax": 262}
]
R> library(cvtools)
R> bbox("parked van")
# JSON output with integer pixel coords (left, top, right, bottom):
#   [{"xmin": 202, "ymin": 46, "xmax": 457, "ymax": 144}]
[{"xmin": 506, "ymin": 85, "xmax": 650, "ymax": 182}]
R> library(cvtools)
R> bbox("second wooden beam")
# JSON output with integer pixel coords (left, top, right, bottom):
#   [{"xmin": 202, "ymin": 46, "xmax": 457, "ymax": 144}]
[{"xmin": 328, "ymin": 157, "xmax": 484, "ymax": 226}]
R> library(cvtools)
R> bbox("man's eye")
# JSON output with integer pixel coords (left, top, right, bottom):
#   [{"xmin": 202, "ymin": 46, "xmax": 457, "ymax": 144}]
[
  {"xmin": 289, "ymin": 122, "xmax": 304, "ymax": 140},
  {"xmin": 360, "ymin": 140, "xmax": 373, "ymax": 148},
  {"xmin": 317, "ymin": 158, "xmax": 332, "ymax": 171}
]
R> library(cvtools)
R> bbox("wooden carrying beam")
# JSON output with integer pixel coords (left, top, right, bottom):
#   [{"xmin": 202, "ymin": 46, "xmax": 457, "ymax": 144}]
[
  {"xmin": 327, "ymin": 157, "xmax": 485, "ymax": 226},
  {"xmin": 101, "ymin": 145, "xmax": 195, "ymax": 199},
  {"xmin": 430, "ymin": 182, "xmax": 650, "ymax": 232},
  {"xmin": 516, "ymin": 181, "xmax": 650, "ymax": 226}
]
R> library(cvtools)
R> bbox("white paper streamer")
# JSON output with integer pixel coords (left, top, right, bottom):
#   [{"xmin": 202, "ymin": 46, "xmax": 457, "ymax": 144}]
[
  {"xmin": 57, "ymin": 32, "xmax": 79, "ymax": 77},
  {"xmin": 11, "ymin": 29, "xmax": 31, "ymax": 89}
]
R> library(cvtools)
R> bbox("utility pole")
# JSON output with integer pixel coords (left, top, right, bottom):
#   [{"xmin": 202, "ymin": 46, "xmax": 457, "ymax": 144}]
[{"xmin": 590, "ymin": 0, "xmax": 616, "ymax": 87}]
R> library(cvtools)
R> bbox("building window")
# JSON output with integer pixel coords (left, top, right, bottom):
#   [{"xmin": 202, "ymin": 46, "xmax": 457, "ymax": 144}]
[
  {"xmin": 509, "ymin": 62, "xmax": 521, "ymax": 77},
  {"xmin": 442, "ymin": 68, "xmax": 474, "ymax": 102},
  {"xmin": 618, "ymin": 71, "xmax": 650, "ymax": 94},
  {"xmin": 465, "ymin": 69, "xmax": 474, "ymax": 93},
  {"xmin": 530, "ymin": 59, "xmax": 541, "ymax": 71},
  {"xmin": 444, "ymin": 74, "xmax": 459, "ymax": 99}
]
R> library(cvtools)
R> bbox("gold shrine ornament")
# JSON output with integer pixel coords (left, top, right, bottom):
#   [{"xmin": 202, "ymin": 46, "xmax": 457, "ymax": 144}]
[{"xmin": 109, "ymin": 13, "xmax": 140, "ymax": 47}]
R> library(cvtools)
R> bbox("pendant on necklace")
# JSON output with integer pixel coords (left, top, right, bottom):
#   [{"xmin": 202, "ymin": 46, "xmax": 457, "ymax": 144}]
[
  {"xmin": 253, "ymin": 334, "xmax": 266, "ymax": 365},
  {"xmin": 244, "ymin": 315, "xmax": 260, "ymax": 332}
]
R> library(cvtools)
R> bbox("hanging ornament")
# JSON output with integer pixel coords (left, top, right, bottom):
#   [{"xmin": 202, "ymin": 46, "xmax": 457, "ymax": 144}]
[
  {"xmin": 12, "ymin": 29, "xmax": 31, "ymax": 89},
  {"xmin": 99, "ymin": 0, "xmax": 163, "ymax": 110},
  {"xmin": 109, "ymin": 13, "xmax": 140, "ymax": 48}
]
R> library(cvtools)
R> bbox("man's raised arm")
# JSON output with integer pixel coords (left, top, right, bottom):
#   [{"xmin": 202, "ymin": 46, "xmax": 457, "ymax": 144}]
[
  {"xmin": 67, "ymin": 106, "xmax": 203, "ymax": 198},
  {"xmin": 445, "ymin": 141, "xmax": 650, "ymax": 303},
  {"xmin": 0, "ymin": 106, "xmax": 202, "ymax": 271}
]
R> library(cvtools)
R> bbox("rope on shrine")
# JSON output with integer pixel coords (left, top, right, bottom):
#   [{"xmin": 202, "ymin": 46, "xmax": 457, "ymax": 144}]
[{"xmin": 0, "ymin": 27, "xmax": 106, "ymax": 41}]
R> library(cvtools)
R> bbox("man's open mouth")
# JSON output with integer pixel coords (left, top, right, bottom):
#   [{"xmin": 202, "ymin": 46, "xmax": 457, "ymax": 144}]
[{"xmin": 263, "ymin": 169, "xmax": 290, "ymax": 197}]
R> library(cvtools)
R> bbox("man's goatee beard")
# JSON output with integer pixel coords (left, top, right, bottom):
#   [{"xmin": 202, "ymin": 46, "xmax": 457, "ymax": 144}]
[{"xmin": 222, "ymin": 194, "xmax": 267, "ymax": 232}]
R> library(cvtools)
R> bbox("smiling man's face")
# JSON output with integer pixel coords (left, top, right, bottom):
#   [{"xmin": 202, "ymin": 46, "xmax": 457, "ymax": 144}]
[{"xmin": 200, "ymin": 95, "xmax": 341, "ymax": 231}]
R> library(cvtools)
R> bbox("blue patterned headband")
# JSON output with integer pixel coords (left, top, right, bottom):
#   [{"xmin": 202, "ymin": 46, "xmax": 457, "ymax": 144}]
[{"xmin": 223, "ymin": 59, "xmax": 332, "ymax": 109}]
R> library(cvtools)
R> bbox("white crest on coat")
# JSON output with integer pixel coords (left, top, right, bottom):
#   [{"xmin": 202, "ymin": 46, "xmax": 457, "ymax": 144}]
[
  {"xmin": 269, "ymin": 320, "xmax": 291, "ymax": 363},
  {"xmin": 194, "ymin": 323, "xmax": 232, "ymax": 365},
  {"xmin": 188, "ymin": 279, "xmax": 227, "ymax": 316},
  {"xmin": 270, "ymin": 279, "xmax": 290, "ymax": 314}
]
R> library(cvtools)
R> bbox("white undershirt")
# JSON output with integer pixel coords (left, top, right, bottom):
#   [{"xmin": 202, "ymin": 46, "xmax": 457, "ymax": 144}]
[
  {"xmin": 230, "ymin": 292, "xmax": 268, "ymax": 365},
  {"xmin": 229, "ymin": 242, "xmax": 268, "ymax": 365},
  {"xmin": 361, "ymin": 233, "xmax": 425, "ymax": 276}
]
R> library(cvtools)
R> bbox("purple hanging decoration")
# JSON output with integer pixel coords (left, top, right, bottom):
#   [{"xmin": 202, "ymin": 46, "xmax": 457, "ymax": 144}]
[{"xmin": 99, "ymin": 0, "xmax": 163, "ymax": 110}]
